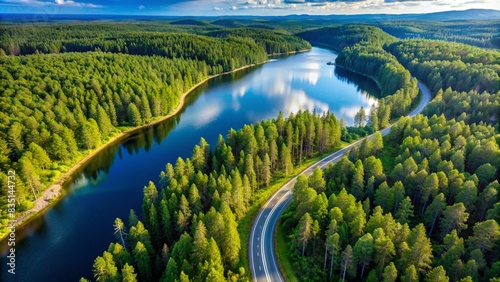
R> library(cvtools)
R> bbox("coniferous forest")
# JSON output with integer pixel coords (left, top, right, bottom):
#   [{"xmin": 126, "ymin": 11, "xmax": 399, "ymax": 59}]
[
  {"xmin": 281, "ymin": 26, "xmax": 500, "ymax": 282},
  {"xmin": 0, "ymin": 14, "xmax": 499, "ymax": 282}
]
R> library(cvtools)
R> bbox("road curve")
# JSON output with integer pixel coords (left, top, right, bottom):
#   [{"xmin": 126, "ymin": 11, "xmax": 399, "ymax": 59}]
[{"xmin": 249, "ymin": 81, "xmax": 432, "ymax": 282}]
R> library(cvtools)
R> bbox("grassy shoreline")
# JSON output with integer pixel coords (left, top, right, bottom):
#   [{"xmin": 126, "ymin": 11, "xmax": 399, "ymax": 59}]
[{"xmin": 0, "ymin": 60, "xmax": 272, "ymax": 241}]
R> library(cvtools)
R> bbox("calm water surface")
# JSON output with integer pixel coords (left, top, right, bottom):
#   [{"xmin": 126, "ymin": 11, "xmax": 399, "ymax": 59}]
[{"xmin": 1, "ymin": 47, "xmax": 379, "ymax": 281}]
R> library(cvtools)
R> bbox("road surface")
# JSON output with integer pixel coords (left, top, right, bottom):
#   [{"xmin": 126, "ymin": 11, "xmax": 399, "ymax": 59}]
[{"xmin": 249, "ymin": 81, "xmax": 432, "ymax": 282}]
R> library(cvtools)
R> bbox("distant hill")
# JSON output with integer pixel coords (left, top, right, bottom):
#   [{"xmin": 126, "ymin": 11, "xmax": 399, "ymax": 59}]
[
  {"xmin": 409, "ymin": 9, "xmax": 500, "ymax": 21},
  {"xmin": 211, "ymin": 19, "xmax": 242, "ymax": 28},
  {"xmin": 275, "ymin": 9, "xmax": 500, "ymax": 22},
  {"xmin": 170, "ymin": 19, "xmax": 208, "ymax": 26}
]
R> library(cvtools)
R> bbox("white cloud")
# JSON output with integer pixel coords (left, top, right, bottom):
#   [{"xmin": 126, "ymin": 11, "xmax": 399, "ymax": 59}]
[
  {"xmin": 2, "ymin": 0, "xmax": 103, "ymax": 7},
  {"xmin": 138, "ymin": 4, "xmax": 144, "ymax": 9},
  {"xmin": 54, "ymin": 0, "xmax": 102, "ymax": 7}
]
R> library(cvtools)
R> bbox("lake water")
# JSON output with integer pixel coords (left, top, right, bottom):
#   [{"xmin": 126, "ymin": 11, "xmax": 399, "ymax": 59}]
[{"xmin": 1, "ymin": 47, "xmax": 379, "ymax": 281}]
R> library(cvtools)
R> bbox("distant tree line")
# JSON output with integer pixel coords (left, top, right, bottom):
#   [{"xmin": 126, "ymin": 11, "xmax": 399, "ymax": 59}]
[
  {"xmin": 375, "ymin": 20, "xmax": 500, "ymax": 49},
  {"xmin": 207, "ymin": 27, "xmax": 312, "ymax": 54},
  {"xmin": 297, "ymin": 25, "xmax": 396, "ymax": 52},
  {"xmin": 0, "ymin": 25, "xmax": 311, "ymax": 61}
]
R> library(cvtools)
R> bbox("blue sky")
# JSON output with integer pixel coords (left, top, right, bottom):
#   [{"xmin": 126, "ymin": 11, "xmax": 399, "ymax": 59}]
[{"xmin": 0, "ymin": 0, "xmax": 498, "ymax": 15}]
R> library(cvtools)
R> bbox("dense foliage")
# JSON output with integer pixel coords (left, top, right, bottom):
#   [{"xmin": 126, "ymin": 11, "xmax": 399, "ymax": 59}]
[
  {"xmin": 386, "ymin": 39, "xmax": 500, "ymax": 125},
  {"xmin": 297, "ymin": 25, "xmax": 396, "ymax": 51},
  {"xmin": 375, "ymin": 20, "xmax": 500, "ymax": 49},
  {"xmin": 282, "ymin": 38, "xmax": 500, "ymax": 282},
  {"xmin": 88, "ymin": 110, "xmax": 343, "ymax": 281},
  {"xmin": 0, "ymin": 23, "xmax": 310, "ymax": 59},
  {"xmin": 0, "ymin": 27, "xmax": 308, "ymax": 238},
  {"xmin": 1, "ymin": 32, "xmax": 268, "ymax": 72},
  {"xmin": 282, "ymin": 113, "xmax": 500, "ymax": 281},
  {"xmin": 207, "ymin": 27, "xmax": 311, "ymax": 54},
  {"xmin": 335, "ymin": 44, "xmax": 418, "ymax": 111},
  {"xmin": 386, "ymin": 40, "xmax": 500, "ymax": 94}
]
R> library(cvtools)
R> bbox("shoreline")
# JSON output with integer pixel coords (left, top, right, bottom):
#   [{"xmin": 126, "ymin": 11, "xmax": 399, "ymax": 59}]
[
  {"xmin": 268, "ymin": 48, "xmax": 311, "ymax": 56},
  {"xmin": 4, "ymin": 60, "xmax": 272, "ymax": 239}
]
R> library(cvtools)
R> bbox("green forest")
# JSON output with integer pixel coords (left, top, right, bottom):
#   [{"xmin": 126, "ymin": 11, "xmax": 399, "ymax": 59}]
[
  {"xmin": 1, "ymin": 17, "xmax": 499, "ymax": 282},
  {"xmin": 0, "ymin": 25, "xmax": 311, "ymax": 239},
  {"xmin": 373, "ymin": 20, "xmax": 500, "ymax": 49}
]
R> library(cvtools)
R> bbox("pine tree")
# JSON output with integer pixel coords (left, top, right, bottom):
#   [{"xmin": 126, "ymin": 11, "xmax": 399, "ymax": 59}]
[
  {"xmin": 425, "ymin": 266, "xmax": 449, "ymax": 282},
  {"xmin": 121, "ymin": 263, "xmax": 137, "ymax": 282},
  {"xmin": 340, "ymin": 245, "xmax": 355, "ymax": 282},
  {"xmin": 353, "ymin": 233, "xmax": 374, "ymax": 279},
  {"xmin": 373, "ymin": 228, "xmax": 395, "ymax": 277},
  {"xmin": 127, "ymin": 103, "xmax": 142, "ymax": 126},
  {"xmin": 93, "ymin": 251, "xmax": 119, "ymax": 282},
  {"xmin": 440, "ymin": 203, "xmax": 469, "ymax": 236},
  {"xmin": 382, "ymin": 262, "xmax": 398, "ymax": 282},
  {"xmin": 402, "ymin": 224, "xmax": 433, "ymax": 274},
  {"xmin": 297, "ymin": 212, "xmax": 313, "ymax": 256},
  {"xmin": 354, "ymin": 106, "xmax": 367, "ymax": 127},
  {"xmin": 467, "ymin": 220, "xmax": 500, "ymax": 253},
  {"xmin": 424, "ymin": 193, "xmax": 446, "ymax": 236},
  {"xmin": 396, "ymin": 197, "xmax": 414, "ymax": 224},
  {"xmin": 352, "ymin": 159, "xmax": 365, "ymax": 199},
  {"xmin": 192, "ymin": 221, "xmax": 208, "ymax": 265},
  {"xmin": 280, "ymin": 143, "xmax": 294, "ymax": 176},
  {"xmin": 133, "ymin": 241, "xmax": 152, "ymax": 281},
  {"xmin": 401, "ymin": 265, "xmax": 418, "ymax": 282},
  {"xmin": 220, "ymin": 202, "xmax": 240, "ymax": 268},
  {"xmin": 261, "ymin": 153, "xmax": 271, "ymax": 187}
]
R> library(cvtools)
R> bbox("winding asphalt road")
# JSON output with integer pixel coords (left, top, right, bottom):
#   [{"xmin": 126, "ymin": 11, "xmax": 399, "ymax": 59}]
[{"xmin": 249, "ymin": 81, "xmax": 432, "ymax": 282}]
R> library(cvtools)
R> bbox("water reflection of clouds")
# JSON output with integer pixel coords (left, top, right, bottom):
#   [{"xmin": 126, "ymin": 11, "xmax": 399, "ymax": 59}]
[
  {"xmin": 304, "ymin": 62, "xmax": 321, "ymax": 70},
  {"xmin": 264, "ymin": 77, "xmax": 329, "ymax": 114},
  {"xmin": 338, "ymin": 96, "xmax": 378, "ymax": 121},
  {"xmin": 228, "ymin": 70, "xmax": 329, "ymax": 116},
  {"xmin": 182, "ymin": 98, "xmax": 223, "ymax": 129},
  {"xmin": 292, "ymin": 71, "xmax": 319, "ymax": 86}
]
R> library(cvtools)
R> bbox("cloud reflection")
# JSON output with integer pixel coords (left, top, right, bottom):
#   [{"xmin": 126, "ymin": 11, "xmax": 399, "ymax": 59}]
[
  {"xmin": 182, "ymin": 98, "xmax": 223, "ymax": 129},
  {"xmin": 338, "ymin": 96, "xmax": 378, "ymax": 122}
]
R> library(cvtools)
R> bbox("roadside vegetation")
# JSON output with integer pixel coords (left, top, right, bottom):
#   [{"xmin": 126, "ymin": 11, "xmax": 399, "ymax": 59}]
[{"xmin": 281, "ymin": 32, "xmax": 500, "ymax": 282}]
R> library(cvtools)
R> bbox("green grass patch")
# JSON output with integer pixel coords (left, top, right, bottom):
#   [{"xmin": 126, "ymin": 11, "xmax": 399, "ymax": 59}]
[{"xmin": 275, "ymin": 219, "xmax": 299, "ymax": 282}]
